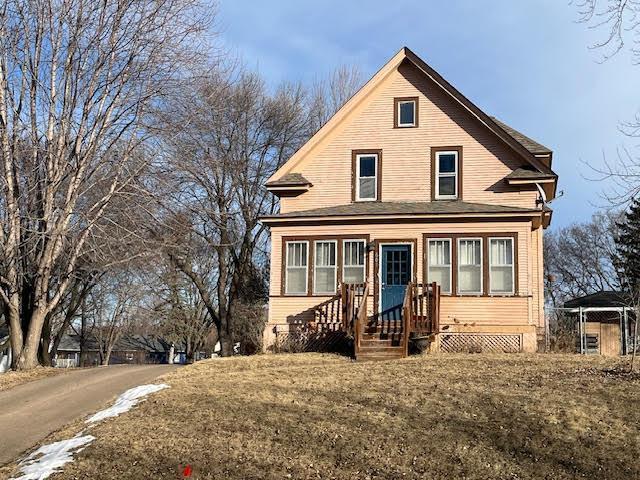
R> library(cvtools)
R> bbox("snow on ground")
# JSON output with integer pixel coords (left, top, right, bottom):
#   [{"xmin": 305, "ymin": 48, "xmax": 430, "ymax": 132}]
[
  {"xmin": 86, "ymin": 383, "xmax": 169, "ymax": 423},
  {"xmin": 12, "ymin": 434, "xmax": 95, "ymax": 480},
  {"xmin": 11, "ymin": 383, "xmax": 169, "ymax": 480}
]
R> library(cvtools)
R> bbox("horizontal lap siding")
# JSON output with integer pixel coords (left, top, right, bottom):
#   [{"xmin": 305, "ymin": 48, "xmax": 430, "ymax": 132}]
[
  {"xmin": 269, "ymin": 221, "xmax": 533, "ymax": 328},
  {"xmin": 280, "ymin": 62, "xmax": 538, "ymax": 214}
]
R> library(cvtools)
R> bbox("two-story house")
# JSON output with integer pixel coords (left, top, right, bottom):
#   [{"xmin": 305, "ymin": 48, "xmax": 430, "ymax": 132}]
[{"xmin": 261, "ymin": 47, "xmax": 558, "ymax": 360}]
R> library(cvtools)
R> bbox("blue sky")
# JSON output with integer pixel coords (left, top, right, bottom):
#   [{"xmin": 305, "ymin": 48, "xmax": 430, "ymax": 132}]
[{"xmin": 217, "ymin": 0, "xmax": 640, "ymax": 229}]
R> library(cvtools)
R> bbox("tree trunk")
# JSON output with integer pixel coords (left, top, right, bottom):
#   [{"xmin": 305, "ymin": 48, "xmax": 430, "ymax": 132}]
[
  {"xmin": 15, "ymin": 309, "xmax": 47, "ymax": 370},
  {"xmin": 39, "ymin": 314, "xmax": 53, "ymax": 367}
]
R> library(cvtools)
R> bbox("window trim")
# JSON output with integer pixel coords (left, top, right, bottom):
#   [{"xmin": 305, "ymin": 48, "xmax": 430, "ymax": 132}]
[
  {"xmin": 422, "ymin": 233, "xmax": 519, "ymax": 297},
  {"xmin": 394, "ymin": 96, "xmax": 419, "ymax": 128},
  {"xmin": 342, "ymin": 239, "xmax": 366, "ymax": 285},
  {"xmin": 280, "ymin": 235, "xmax": 370, "ymax": 297},
  {"xmin": 352, "ymin": 149, "xmax": 382, "ymax": 202},
  {"xmin": 457, "ymin": 237, "xmax": 483, "ymax": 296},
  {"xmin": 488, "ymin": 237, "xmax": 515, "ymax": 295},
  {"xmin": 431, "ymin": 146, "xmax": 463, "ymax": 201},
  {"xmin": 313, "ymin": 240, "xmax": 338, "ymax": 295},
  {"xmin": 426, "ymin": 238, "xmax": 452, "ymax": 294},
  {"xmin": 284, "ymin": 240, "xmax": 309, "ymax": 296}
]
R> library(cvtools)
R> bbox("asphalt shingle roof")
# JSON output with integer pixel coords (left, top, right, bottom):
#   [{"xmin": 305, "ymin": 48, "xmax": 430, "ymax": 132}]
[
  {"xmin": 491, "ymin": 117, "xmax": 552, "ymax": 155},
  {"xmin": 263, "ymin": 201, "xmax": 540, "ymax": 220}
]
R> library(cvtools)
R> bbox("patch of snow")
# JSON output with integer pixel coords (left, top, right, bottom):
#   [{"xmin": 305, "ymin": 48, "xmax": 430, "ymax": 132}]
[
  {"xmin": 85, "ymin": 383, "xmax": 169, "ymax": 423},
  {"xmin": 12, "ymin": 434, "xmax": 95, "ymax": 480}
]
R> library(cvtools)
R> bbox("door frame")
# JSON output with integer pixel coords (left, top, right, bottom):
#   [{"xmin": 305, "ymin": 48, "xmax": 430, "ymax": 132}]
[{"xmin": 376, "ymin": 240, "xmax": 417, "ymax": 316}]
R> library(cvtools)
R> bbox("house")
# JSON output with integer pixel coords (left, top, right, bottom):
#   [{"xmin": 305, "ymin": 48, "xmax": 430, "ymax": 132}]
[
  {"xmin": 260, "ymin": 47, "xmax": 558, "ymax": 360},
  {"xmin": 564, "ymin": 291, "xmax": 637, "ymax": 356},
  {"xmin": 54, "ymin": 334, "xmax": 189, "ymax": 367}
]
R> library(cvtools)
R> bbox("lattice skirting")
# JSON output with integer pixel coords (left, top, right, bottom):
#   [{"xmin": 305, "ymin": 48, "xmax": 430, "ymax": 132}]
[
  {"xmin": 439, "ymin": 333, "xmax": 522, "ymax": 353},
  {"xmin": 274, "ymin": 328, "xmax": 348, "ymax": 353}
]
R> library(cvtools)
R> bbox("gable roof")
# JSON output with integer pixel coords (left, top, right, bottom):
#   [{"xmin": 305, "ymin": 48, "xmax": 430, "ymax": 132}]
[{"xmin": 268, "ymin": 46, "xmax": 556, "ymax": 183}]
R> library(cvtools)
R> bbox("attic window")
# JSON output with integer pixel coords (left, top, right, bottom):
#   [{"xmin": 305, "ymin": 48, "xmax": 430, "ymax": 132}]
[{"xmin": 394, "ymin": 97, "xmax": 418, "ymax": 128}]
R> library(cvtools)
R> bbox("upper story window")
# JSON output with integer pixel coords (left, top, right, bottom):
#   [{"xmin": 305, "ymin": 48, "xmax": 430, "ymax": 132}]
[
  {"xmin": 489, "ymin": 237, "xmax": 515, "ymax": 294},
  {"xmin": 353, "ymin": 150, "xmax": 381, "ymax": 202},
  {"xmin": 285, "ymin": 241, "xmax": 308, "ymax": 295},
  {"xmin": 432, "ymin": 147, "xmax": 462, "ymax": 200},
  {"xmin": 394, "ymin": 97, "xmax": 418, "ymax": 128}
]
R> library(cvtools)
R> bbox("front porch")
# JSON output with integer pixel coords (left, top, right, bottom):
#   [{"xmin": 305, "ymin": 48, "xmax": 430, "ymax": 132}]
[{"xmin": 311, "ymin": 281, "xmax": 441, "ymax": 361}]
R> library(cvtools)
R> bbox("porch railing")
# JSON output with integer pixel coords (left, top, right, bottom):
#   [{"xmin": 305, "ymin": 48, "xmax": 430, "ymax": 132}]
[
  {"xmin": 401, "ymin": 281, "xmax": 441, "ymax": 356},
  {"xmin": 312, "ymin": 282, "xmax": 368, "ymax": 336}
]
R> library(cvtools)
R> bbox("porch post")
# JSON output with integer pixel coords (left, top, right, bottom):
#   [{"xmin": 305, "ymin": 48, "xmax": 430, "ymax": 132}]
[{"xmin": 578, "ymin": 306, "xmax": 584, "ymax": 354}]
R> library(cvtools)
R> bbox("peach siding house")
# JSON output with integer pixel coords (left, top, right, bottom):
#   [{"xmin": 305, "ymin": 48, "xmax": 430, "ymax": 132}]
[{"xmin": 261, "ymin": 47, "xmax": 558, "ymax": 360}]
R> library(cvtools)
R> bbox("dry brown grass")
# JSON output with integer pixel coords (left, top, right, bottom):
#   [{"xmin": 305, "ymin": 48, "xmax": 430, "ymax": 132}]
[
  {"xmin": 0, "ymin": 366, "xmax": 66, "ymax": 391},
  {"xmin": 4, "ymin": 353, "xmax": 640, "ymax": 480}
]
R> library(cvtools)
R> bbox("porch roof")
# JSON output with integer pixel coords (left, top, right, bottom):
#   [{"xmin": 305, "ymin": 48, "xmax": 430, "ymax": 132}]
[{"xmin": 262, "ymin": 201, "xmax": 543, "ymax": 223}]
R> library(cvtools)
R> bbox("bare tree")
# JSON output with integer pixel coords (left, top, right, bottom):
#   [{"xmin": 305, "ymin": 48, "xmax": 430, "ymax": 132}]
[
  {"xmin": 90, "ymin": 271, "xmax": 145, "ymax": 366},
  {"xmin": 0, "ymin": 0, "xmax": 211, "ymax": 369},
  {"xmin": 154, "ymin": 67, "xmax": 311, "ymax": 355},
  {"xmin": 545, "ymin": 212, "xmax": 622, "ymax": 304},
  {"xmin": 309, "ymin": 65, "xmax": 363, "ymax": 132}
]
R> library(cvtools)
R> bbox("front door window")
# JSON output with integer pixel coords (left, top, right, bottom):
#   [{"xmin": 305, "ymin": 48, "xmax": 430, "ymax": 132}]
[{"xmin": 380, "ymin": 244, "xmax": 411, "ymax": 321}]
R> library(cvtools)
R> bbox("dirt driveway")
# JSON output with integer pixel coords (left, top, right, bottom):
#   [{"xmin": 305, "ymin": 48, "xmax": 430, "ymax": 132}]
[{"xmin": 0, "ymin": 364, "xmax": 177, "ymax": 466}]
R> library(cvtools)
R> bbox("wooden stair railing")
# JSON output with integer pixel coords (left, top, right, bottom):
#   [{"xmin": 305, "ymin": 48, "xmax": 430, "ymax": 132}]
[
  {"xmin": 353, "ymin": 283, "xmax": 369, "ymax": 357},
  {"xmin": 410, "ymin": 282, "xmax": 441, "ymax": 335},
  {"xmin": 401, "ymin": 281, "xmax": 414, "ymax": 357}
]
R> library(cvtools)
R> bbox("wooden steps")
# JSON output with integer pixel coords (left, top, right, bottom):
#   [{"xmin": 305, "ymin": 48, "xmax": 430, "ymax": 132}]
[{"xmin": 356, "ymin": 335, "xmax": 405, "ymax": 361}]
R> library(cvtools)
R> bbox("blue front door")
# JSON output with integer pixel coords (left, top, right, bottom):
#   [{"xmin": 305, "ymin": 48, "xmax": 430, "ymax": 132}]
[{"xmin": 380, "ymin": 244, "xmax": 411, "ymax": 320}]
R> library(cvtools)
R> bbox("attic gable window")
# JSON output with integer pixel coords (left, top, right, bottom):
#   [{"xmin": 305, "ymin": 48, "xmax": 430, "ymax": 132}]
[
  {"xmin": 394, "ymin": 97, "xmax": 418, "ymax": 128},
  {"xmin": 352, "ymin": 150, "xmax": 382, "ymax": 202},
  {"xmin": 431, "ymin": 146, "xmax": 462, "ymax": 201}
]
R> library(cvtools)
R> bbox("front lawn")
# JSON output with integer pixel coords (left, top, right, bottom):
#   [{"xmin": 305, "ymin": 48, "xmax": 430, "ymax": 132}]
[
  {"xmin": 0, "ymin": 366, "xmax": 66, "ymax": 392},
  {"xmin": 7, "ymin": 353, "xmax": 640, "ymax": 479}
]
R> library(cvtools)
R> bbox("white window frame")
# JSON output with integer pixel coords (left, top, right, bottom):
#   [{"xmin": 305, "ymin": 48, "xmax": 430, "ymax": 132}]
[
  {"xmin": 457, "ymin": 237, "xmax": 483, "ymax": 295},
  {"xmin": 285, "ymin": 241, "xmax": 309, "ymax": 295},
  {"xmin": 397, "ymin": 100, "xmax": 416, "ymax": 127},
  {"xmin": 342, "ymin": 239, "xmax": 366, "ymax": 285},
  {"xmin": 427, "ymin": 238, "xmax": 452, "ymax": 294},
  {"xmin": 489, "ymin": 237, "xmax": 515, "ymax": 295},
  {"xmin": 435, "ymin": 150, "xmax": 459, "ymax": 200},
  {"xmin": 355, "ymin": 153, "xmax": 378, "ymax": 202},
  {"xmin": 313, "ymin": 240, "xmax": 338, "ymax": 295}
]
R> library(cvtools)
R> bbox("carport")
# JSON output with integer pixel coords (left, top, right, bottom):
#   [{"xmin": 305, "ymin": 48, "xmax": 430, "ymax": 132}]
[{"xmin": 564, "ymin": 291, "xmax": 637, "ymax": 356}]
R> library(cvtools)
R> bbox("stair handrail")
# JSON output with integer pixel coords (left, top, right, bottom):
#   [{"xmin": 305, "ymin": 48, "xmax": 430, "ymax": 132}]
[
  {"xmin": 402, "ymin": 281, "xmax": 414, "ymax": 356},
  {"xmin": 354, "ymin": 283, "xmax": 369, "ymax": 356}
]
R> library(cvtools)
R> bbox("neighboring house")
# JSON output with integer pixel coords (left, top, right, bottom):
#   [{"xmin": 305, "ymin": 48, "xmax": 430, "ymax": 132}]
[
  {"xmin": 0, "ymin": 324, "xmax": 10, "ymax": 373},
  {"xmin": 261, "ymin": 47, "xmax": 558, "ymax": 360},
  {"xmin": 564, "ymin": 291, "xmax": 637, "ymax": 356},
  {"xmin": 55, "ymin": 334, "xmax": 188, "ymax": 367}
]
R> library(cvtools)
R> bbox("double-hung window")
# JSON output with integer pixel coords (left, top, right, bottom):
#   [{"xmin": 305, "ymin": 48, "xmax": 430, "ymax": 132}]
[
  {"xmin": 427, "ymin": 239, "xmax": 452, "ymax": 294},
  {"xmin": 314, "ymin": 241, "xmax": 337, "ymax": 294},
  {"xmin": 355, "ymin": 153, "xmax": 378, "ymax": 201},
  {"xmin": 285, "ymin": 241, "xmax": 308, "ymax": 295},
  {"xmin": 395, "ymin": 97, "xmax": 417, "ymax": 127},
  {"xmin": 489, "ymin": 238, "xmax": 515, "ymax": 294},
  {"xmin": 434, "ymin": 150, "xmax": 459, "ymax": 200},
  {"xmin": 343, "ymin": 240, "xmax": 366, "ymax": 284},
  {"xmin": 457, "ymin": 238, "xmax": 482, "ymax": 295}
]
